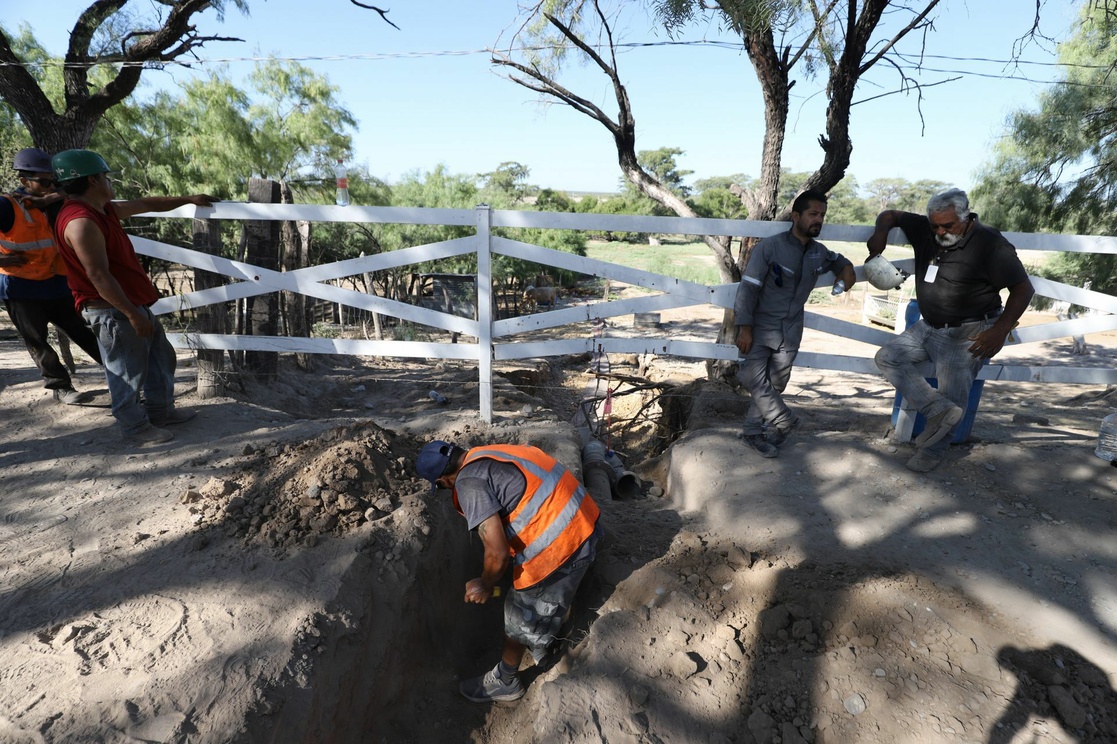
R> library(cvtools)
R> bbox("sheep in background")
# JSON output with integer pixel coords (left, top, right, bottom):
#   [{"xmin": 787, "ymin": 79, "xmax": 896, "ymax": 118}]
[{"xmin": 523, "ymin": 285, "xmax": 557, "ymax": 312}]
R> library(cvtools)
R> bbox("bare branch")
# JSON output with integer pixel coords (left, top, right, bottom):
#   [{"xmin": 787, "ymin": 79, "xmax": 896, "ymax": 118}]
[
  {"xmin": 347, "ymin": 1, "xmax": 400, "ymax": 30},
  {"xmin": 859, "ymin": 0, "xmax": 941, "ymax": 75},
  {"xmin": 490, "ymin": 54, "xmax": 620, "ymax": 134}
]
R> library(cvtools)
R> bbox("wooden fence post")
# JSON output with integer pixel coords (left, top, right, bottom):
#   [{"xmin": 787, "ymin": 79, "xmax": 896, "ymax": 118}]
[
  {"xmin": 192, "ymin": 217, "xmax": 227, "ymax": 398},
  {"xmin": 244, "ymin": 178, "xmax": 280, "ymax": 379},
  {"xmin": 279, "ymin": 182, "xmax": 313, "ymax": 371}
]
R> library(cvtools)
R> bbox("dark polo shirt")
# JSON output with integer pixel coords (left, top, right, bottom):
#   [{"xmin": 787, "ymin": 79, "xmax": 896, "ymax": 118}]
[{"xmin": 896, "ymin": 211, "xmax": 1030, "ymax": 327}]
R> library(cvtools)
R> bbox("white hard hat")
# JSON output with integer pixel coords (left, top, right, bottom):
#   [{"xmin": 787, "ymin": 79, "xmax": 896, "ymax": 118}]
[{"xmin": 864, "ymin": 256, "xmax": 910, "ymax": 291}]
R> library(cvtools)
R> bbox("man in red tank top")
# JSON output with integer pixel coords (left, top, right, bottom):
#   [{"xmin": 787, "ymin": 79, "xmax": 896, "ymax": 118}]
[{"xmin": 52, "ymin": 149, "xmax": 218, "ymax": 445}]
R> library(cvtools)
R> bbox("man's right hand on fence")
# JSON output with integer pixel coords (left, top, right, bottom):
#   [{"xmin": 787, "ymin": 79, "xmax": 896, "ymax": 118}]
[{"xmin": 735, "ymin": 325, "xmax": 753, "ymax": 356}]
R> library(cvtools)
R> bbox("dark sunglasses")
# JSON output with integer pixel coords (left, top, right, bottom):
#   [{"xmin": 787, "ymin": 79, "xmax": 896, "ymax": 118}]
[
  {"xmin": 770, "ymin": 262, "xmax": 784, "ymax": 287},
  {"xmin": 24, "ymin": 176, "xmax": 57, "ymax": 186}
]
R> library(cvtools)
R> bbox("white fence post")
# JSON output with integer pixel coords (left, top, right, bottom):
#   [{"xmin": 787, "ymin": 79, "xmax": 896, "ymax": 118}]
[{"xmin": 476, "ymin": 204, "xmax": 494, "ymax": 423}]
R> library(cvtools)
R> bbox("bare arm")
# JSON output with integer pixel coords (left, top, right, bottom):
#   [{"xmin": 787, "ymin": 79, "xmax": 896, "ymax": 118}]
[
  {"xmin": 60, "ymin": 217, "xmax": 153, "ymax": 337},
  {"xmin": 969, "ymin": 278, "xmax": 1036, "ymax": 359},
  {"xmin": 114, "ymin": 194, "xmax": 219, "ymax": 220},
  {"xmin": 867, "ymin": 210, "xmax": 904, "ymax": 258},
  {"xmin": 464, "ymin": 512, "xmax": 511, "ymax": 604}
]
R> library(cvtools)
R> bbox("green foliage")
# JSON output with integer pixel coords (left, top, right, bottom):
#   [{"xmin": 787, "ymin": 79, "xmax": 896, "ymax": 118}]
[
  {"xmin": 638, "ymin": 147, "xmax": 693, "ymax": 197},
  {"xmin": 536, "ymin": 188, "xmax": 577, "ymax": 212},
  {"xmin": 478, "ymin": 161, "xmax": 537, "ymax": 205},
  {"xmin": 972, "ymin": 0, "xmax": 1117, "ymax": 294}
]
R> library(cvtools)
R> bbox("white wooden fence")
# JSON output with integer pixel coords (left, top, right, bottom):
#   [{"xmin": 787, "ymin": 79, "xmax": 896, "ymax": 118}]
[{"xmin": 134, "ymin": 203, "xmax": 1117, "ymax": 423}]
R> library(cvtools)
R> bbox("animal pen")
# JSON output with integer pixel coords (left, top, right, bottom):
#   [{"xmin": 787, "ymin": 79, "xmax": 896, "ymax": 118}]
[{"xmin": 133, "ymin": 201, "xmax": 1117, "ymax": 427}]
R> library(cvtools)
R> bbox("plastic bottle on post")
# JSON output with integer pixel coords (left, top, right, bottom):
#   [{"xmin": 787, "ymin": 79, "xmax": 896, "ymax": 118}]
[{"xmin": 334, "ymin": 159, "xmax": 350, "ymax": 206}]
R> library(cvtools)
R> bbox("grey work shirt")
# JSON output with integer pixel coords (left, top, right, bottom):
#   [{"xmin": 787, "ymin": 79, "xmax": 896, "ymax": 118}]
[
  {"xmin": 734, "ymin": 229, "xmax": 852, "ymax": 351},
  {"xmin": 454, "ymin": 457, "xmax": 528, "ymax": 531}
]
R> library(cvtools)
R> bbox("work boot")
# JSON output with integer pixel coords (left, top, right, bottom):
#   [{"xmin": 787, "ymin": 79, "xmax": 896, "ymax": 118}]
[
  {"xmin": 125, "ymin": 425, "xmax": 174, "ymax": 445},
  {"xmin": 52, "ymin": 387, "xmax": 86, "ymax": 406},
  {"xmin": 151, "ymin": 408, "xmax": 197, "ymax": 426},
  {"xmin": 743, "ymin": 434, "xmax": 778, "ymax": 458},
  {"xmin": 764, "ymin": 415, "xmax": 801, "ymax": 447},
  {"xmin": 459, "ymin": 667, "xmax": 525, "ymax": 703},
  {"xmin": 906, "ymin": 450, "xmax": 942, "ymax": 473},
  {"xmin": 914, "ymin": 405, "xmax": 963, "ymax": 448}
]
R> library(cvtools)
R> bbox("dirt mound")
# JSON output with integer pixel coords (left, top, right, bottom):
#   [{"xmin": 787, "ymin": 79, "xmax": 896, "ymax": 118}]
[{"xmin": 183, "ymin": 421, "xmax": 425, "ymax": 549}]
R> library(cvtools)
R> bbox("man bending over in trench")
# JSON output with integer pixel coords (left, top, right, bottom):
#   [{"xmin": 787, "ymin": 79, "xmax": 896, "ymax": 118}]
[{"xmin": 416, "ymin": 440, "xmax": 602, "ymax": 703}]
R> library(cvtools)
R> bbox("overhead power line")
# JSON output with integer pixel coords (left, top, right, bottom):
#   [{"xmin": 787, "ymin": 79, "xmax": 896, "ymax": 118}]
[{"xmin": 0, "ymin": 38, "xmax": 1106, "ymax": 79}]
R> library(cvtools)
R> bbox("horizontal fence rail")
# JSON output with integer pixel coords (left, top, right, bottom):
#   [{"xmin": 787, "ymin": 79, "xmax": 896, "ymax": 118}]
[{"xmin": 130, "ymin": 203, "xmax": 1117, "ymax": 422}]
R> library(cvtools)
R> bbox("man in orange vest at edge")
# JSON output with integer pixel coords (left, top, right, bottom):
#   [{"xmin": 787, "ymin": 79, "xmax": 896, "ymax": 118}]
[
  {"xmin": 52, "ymin": 149, "xmax": 218, "ymax": 445},
  {"xmin": 417, "ymin": 440, "xmax": 602, "ymax": 703},
  {"xmin": 0, "ymin": 148, "xmax": 102, "ymax": 403}
]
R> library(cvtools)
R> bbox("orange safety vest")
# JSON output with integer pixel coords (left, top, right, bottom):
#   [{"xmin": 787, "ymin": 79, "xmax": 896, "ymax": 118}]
[
  {"xmin": 0, "ymin": 195, "xmax": 65, "ymax": 281},
  {"xmin": 456, "ymin": 445, "xmax": 599, "ymax": 589}
]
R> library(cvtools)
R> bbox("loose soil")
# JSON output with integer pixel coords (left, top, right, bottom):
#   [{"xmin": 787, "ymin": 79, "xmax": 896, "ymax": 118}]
[{"xmin": 1, "ymin": 293, "xmax": 1115, "ymax": 744}]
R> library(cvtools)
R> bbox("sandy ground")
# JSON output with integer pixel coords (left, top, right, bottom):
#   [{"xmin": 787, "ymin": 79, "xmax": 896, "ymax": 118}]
[{"xmin": 0, "ymin": 292, "xmax": 1115, "ymax": 743}]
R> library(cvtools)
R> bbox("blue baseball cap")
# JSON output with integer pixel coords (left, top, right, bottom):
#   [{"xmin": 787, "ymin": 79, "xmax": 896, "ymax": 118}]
[{"xmin": 416, "ymin": 440, "xmax": 455, "ymax": 493}]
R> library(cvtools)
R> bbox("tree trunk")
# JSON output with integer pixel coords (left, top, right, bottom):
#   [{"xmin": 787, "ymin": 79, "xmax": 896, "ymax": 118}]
[
  {"xmin": 741, "ymin": 25, "xmax": 791, "ymax": 222},
  {"xmin": 0, "ymin": 3, "xmax": 243, "ymax": 152},
  {"xmin": 244, "ymin": 178, "xmax": 280, "ymax": 380},
  {"xmin": 279, "ymin": 181, "xmax": 313, "ymax": 371}
]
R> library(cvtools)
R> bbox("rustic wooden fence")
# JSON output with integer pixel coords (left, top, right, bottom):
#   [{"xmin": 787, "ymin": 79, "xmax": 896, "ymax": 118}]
[{"xmin": 133, "ymin": 201, "xmax": 1117, "ymax": 424}]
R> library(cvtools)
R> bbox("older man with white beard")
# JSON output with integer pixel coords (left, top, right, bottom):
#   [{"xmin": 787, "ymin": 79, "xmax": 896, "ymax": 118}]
[{"xmin": 867, "ymin": 188, "xmax": 1034, "ymax": 473}]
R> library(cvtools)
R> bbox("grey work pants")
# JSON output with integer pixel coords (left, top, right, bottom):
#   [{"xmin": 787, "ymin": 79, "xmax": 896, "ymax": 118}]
[
  {"xmin": 875, "ymin": 318, "xmax": 994, "ymax": 454},
  {"xmin": 737, "ymin": 343, "xmax": 798, "ymax": 436}
]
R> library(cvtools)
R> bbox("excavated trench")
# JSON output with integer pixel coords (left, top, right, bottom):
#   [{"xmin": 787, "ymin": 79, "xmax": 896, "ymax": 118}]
[
  {"xmin": 236, "ymin": 491, "xmax": 500, "ymax": 743},
  {"xmin": 226, "ymin": 367, "xmax": 702, "ymax": 743}
]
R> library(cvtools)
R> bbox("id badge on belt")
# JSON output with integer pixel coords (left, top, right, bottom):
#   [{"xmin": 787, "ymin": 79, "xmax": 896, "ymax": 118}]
[{"xmin": 925, "ymin": 263, "xmax": 939, "ymax": 283}]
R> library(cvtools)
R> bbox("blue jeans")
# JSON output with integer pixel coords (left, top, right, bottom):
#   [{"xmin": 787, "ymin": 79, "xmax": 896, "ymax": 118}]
[
  {"xmin": 737, "ymin": 343, "xmax": 799, "ymax": 436},
  {"xmin": 82, "ymin": 305, "xmax": 177, "ymax": 435},
  {"xmin": 875, "ymin": 318, "xmax": 994, "ymax": 454}
]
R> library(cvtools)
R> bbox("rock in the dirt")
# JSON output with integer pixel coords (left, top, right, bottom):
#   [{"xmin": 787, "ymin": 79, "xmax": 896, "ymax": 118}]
[
  {"xmin": 843, "ymin": 693, "xmax": 867, "ymax": 716},
  {"xmin": 726, "ymin": 545, "xmax": 753, "ymax": 570},
  {"xmin": 1048, "ymin": 685, "xmax": 1087, "ymax": 729},
  {"xmin": 648, "ymin": 486, "xmax": 664, "ymax": 498},
  {"xmin": 747, "ymin": 709, "xmax": 777, "ymax": 744},
  {"xmin": 201, "ymin": 477, "xmax": 239, "ymax": 499},
  {"xmin": 127, "ymin": 712, "xmax": 187, "ymax": 743},
  {"xmin": 780, "ymin": 722, "xmax": 809, "ymax": 744},
  {"xmin": 180, "ymin": 489, "xmax": 203, "ymax": 504},
  {"xmin": 759, "ymin": 605, "xmax": 791, "ymax": 639},
  {"xmin": 628, "ymin": 684, "xmax": 650, "ymax": 707},
  {"xmin": 791, "ymin": 619, "xmax": 814, "ymax": 639},
  {"xmin": 669, "ymin": 651, "xmax": 700, "ymax": 679},
  {"xmin": 1013, "ymin": 412, "xmax": 1050, "ymax": 426}
]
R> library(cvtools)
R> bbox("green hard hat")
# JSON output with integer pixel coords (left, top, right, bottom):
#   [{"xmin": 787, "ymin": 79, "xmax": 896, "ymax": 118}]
[{"xmin": 52, "ymin": 149, "xmax": 115, "ymax": 182}]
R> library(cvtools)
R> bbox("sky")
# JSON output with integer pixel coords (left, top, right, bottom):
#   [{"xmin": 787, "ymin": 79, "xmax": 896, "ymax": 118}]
[{"xmin": 2, "ymin": 0, "xmax": 1082, "ymax": 195}]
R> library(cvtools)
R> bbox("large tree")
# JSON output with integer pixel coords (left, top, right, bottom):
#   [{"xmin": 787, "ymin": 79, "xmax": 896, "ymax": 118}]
[
  {"xmin": 973, "ymin": 0, "xmax": 1117, "ymax": 294},
  {"xmin": 493, "ymin": 0, "xmax": 952, "ymax": 283},
  {"xmin": 0, "ymin": 1, "xmax": 249, "ymax": 153}
]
